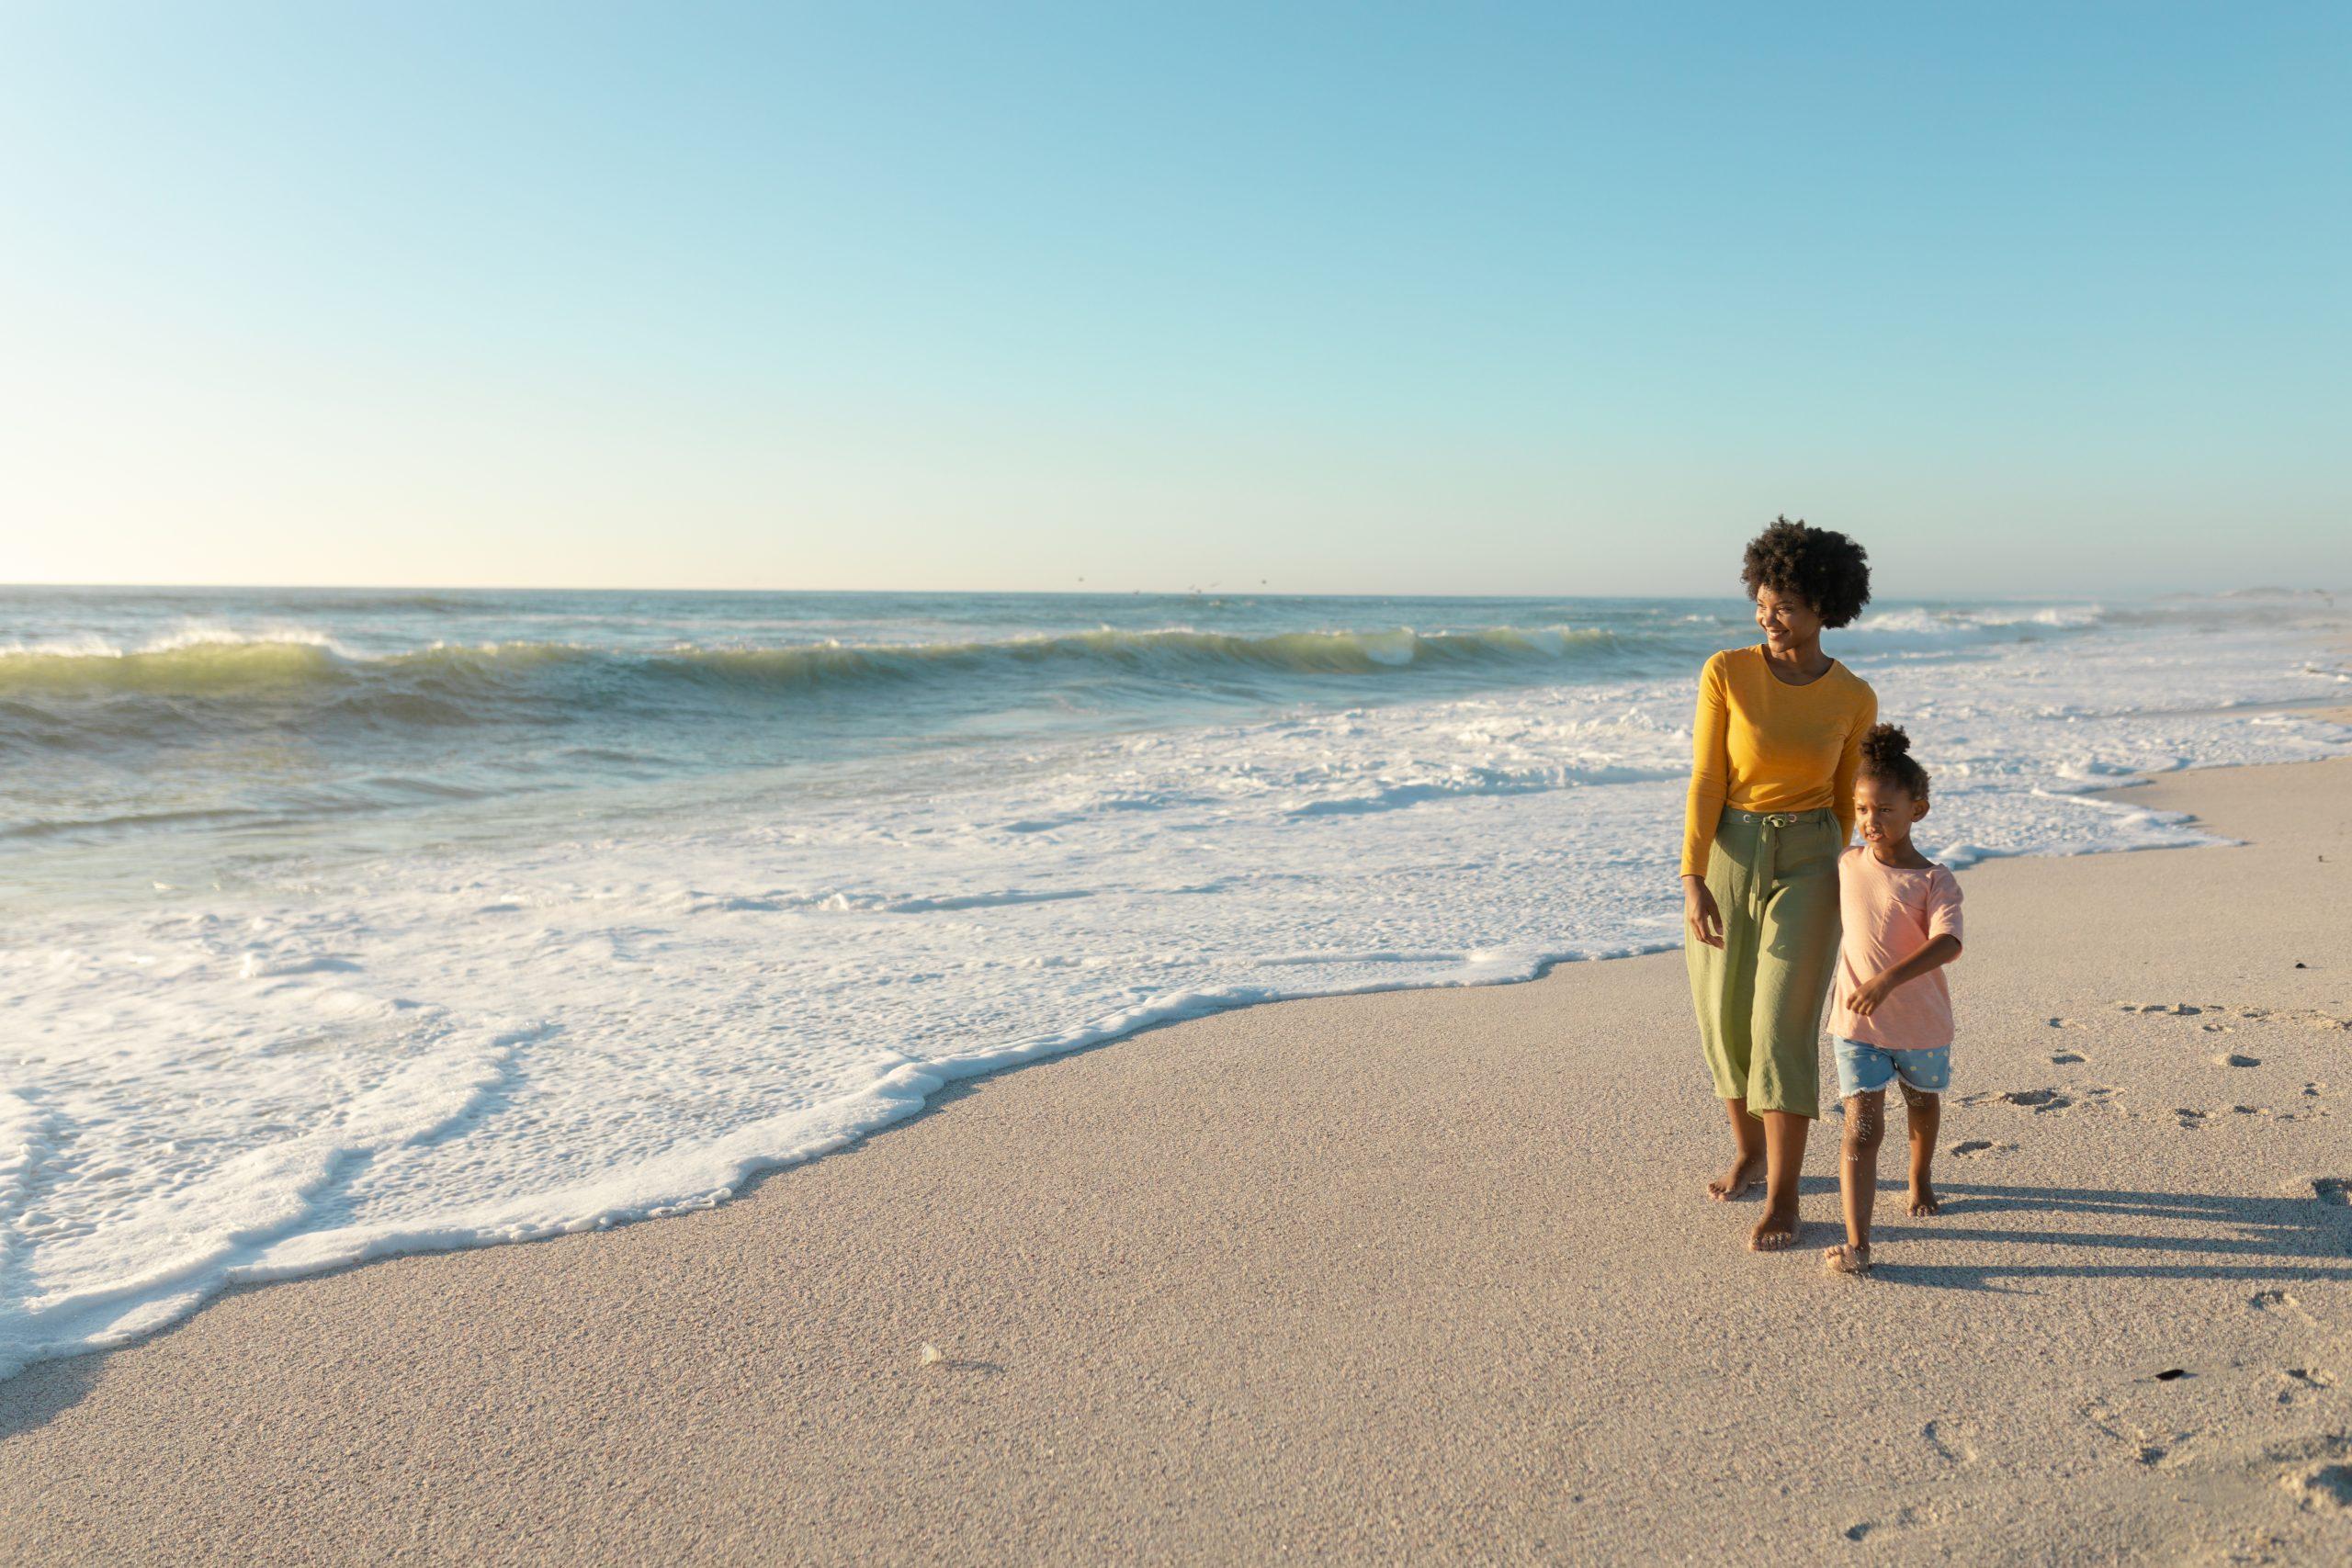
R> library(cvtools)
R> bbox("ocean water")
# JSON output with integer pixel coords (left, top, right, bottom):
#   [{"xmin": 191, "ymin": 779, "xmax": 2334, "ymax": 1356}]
[{"xmin": 2, "ymin": 586, "xmax": 2347, "ymax": 1378}]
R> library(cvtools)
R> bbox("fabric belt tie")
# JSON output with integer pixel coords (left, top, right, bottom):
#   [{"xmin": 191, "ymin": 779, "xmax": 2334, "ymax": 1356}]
[
  {"xmin": 1725, "ymin": 807, "xmax": 1820, "ymax": 827},
  {"xmin": 1725, "ymin": 807, "xmax": 1826, "ymax": 922}
]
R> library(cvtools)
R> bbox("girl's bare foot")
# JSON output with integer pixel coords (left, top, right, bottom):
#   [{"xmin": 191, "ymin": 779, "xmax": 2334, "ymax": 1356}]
[
  {"xmin": 1747, "ymin": 1201, "xmax": 1799, "ymax": 1251},
  {"xmin": 1822, "ymin": 1242, "xmax": 1871, "ymax": 1274},
  {"xmin": 1707, "ymin": 1153, "xmax": 1766, "ymax": 1201},
  {"xmin": 1907, "ymin": 1183, "xmax": 1940, "ymax": 1216}
]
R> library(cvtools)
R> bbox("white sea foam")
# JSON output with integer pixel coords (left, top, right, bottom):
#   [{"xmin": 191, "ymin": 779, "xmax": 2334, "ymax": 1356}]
[
  {"xmin": 0, "ymin": 622, "xmax": 360, "ymax": 660},
  {"xmin": 0, "ymin": 598, "xmax": 2346, "ymax": 1380}
]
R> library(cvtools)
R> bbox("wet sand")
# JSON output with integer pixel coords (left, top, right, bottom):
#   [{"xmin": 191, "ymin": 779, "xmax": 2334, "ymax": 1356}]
[{"xmin": 2, "ymin": 757, "xmax": 2347, "ymax": 1564}]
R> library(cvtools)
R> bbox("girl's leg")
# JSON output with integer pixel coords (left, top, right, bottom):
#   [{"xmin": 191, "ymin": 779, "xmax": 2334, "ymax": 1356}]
[
  {"xmin": 1902, "ymin": 1084, "xmax": 1941, "ymax": 1215},
  {"xmin": 1709, "ymin": 1097, "xmax": 1767, "ymax": 1201},
  {"xmin": 1748, "ymin": 1110, "xmax": 1810, "ymax": 1251},
  {"xmin": 1825, "ymin": 1090, "xmax": 1885, "ymax": 1271}
]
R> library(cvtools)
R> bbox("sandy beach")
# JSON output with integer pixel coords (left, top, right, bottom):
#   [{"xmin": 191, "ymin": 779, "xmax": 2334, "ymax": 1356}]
[
  {"xmin": 9, "ymin": 5, "xmax": 2346, "ymax": 1559},
  {"xmin": 3, "ymin": 751, "xmax": 2347, "ymax": 1564}
]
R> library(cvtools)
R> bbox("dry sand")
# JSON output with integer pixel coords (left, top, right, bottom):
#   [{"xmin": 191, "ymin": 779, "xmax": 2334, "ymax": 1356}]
[{"xmin": 3, "ymin": 757, "xmax": 2348, "ymax": 1565}]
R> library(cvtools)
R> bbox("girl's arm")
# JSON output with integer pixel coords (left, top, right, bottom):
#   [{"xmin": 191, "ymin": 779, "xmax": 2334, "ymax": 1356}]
[{"xmin": 1847, "ymin": 933, "xmax": 1963, "ymax": 1017}]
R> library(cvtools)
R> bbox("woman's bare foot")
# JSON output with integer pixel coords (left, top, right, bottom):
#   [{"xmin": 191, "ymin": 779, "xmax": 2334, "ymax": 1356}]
[
  {"xmin": 1822, "ymin": 1242, "xmax": 1871, "ymax": 1274},
  {"xmin": 1747, "ymin": 1201, "xmax": 1799, "ymax": 1251},
  {"xmin": 1707, "ymin": 1153, "xmax": 1766, "ymax": 1202},
  {"xmin": 1907, "ymin": 1183, "xmax": 1940, "ymax": 1216}
]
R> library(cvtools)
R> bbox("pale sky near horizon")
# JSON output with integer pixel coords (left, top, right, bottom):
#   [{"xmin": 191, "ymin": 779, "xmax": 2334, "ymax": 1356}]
[{"xmin": 2, "ymin": 2, "xmax": 2346, "ymax": 597}]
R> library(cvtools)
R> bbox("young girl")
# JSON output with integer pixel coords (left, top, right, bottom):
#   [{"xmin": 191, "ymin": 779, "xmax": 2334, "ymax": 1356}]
[{"xmin": 1822, "ymin": 724, "xmax": 1963, "ymax": 1275}]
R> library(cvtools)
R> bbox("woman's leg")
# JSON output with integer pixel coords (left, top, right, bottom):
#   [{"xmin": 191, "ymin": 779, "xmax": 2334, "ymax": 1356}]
[
  {"xmin": 1744, "ymin": 816, "xmax": 1843, "ymax": 1250},
  {"xmin": 1689, "ymin": 815, "xmax": 1763, "ymax": 1200},
  {"xmin": 1750, "ymin": 1110, "xmax": 1810, "ymax": 1250},
  {"xmin": 1710, "ymin": 1097, "xmax": 1767, "ymax": 1201}
]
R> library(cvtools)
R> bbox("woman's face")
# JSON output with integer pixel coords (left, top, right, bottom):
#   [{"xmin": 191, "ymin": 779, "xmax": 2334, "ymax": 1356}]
[{"xmin": 1753, "ymin": 586, "xmax": 1823, "ymax": 652}]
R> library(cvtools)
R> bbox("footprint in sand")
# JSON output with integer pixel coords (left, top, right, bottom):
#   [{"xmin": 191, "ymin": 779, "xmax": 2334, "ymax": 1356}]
[
  {"xmin": 2051, "ymin": 1051, "xmax": 2086, "ymax": 1066},
  {"xmin": 1842, "ymin": 1506, "xmax": 1917, "ymax": 1542},
  {"xmin": 2281, "ymin": 1461, "xmax": 2352, "ymax": 1513},
  {"xmin": 2172, "ymin": 1105, "xmax": 2269, "ymax": 1129},
  {"xmin": 2049, "ymin": 1017, "xmax": 2085, "ymax": 1030},
  {"xmin": 1923, "ymin": 1417, "xmax": 1981, "ymax": 1465},
  {"xmin": 2241, "ymin": 1006, "xmax": 2346, "ymax": 1032},
  {"xmin": 2251, "ymin": 1290, "xmax": 2321, "ymax": 1325},
  {"xmin": 1950, "ymin": 1139, "xmax": 2018, "ymax": 1158},
  {"xmin": 2108, "ymin": 1001, "xmax": 2352, "ymax": 1032},
  {"xmin": 1976, "ymin": 1084, "xmax": 2118, "ymax": 1118},
  {"xmin": 2276, "ymin": 1369, "xmax": 2339, "ymax": 1405},
  {"xmin": 2277, "ymin": 1448, "xmax": 2352, "ymax": 1515},
  {"xmin": 2214, "ymin": 1053, "xmax": 2262, "ymax": 1067},
  {"xmin": 2078, "ymin": 1394, "xmax": 2198, "ymax": 1470}
]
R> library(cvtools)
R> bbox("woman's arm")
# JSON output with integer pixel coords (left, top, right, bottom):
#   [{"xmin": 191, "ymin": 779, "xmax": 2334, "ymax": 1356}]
[
  {"xmin": 1680, "ymin": 655, "xmax": 1730, "ymax": 947},
  {"xmin": 1830, "ymin": 682, "xmax": 1878, "ymax": 848},
  {"xmin": 1680, "ymin": 655, "xmax": 1730, "ymax": 878}
]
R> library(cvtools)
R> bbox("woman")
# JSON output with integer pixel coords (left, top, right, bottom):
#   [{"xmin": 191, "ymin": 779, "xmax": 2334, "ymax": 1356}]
[{"xmin": 1682, "ymin": 518, "xmax": 1876, "ymax": 1252}]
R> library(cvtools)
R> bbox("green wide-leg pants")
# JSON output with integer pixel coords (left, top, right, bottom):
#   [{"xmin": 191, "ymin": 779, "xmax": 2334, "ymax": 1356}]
[{"xmin": 1685, "ymin": 807, "xmax": 1843, "ymax": 1120}]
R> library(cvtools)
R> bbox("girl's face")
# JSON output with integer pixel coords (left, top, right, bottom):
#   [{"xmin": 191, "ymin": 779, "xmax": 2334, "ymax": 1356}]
[
  {"xmin": 1854, "ymin": 774, "xmax": 1929, "ymax": 848},
  {"xmin": 1753, "ymin": 586, "xmax": 1824, "ymax": 653}
]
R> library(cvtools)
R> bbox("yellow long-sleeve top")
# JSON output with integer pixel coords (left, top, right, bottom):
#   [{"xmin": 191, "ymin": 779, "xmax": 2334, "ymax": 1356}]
[{"xmin": 1680, "ymin": 645, "xmax": 1878, "ymax": 877}]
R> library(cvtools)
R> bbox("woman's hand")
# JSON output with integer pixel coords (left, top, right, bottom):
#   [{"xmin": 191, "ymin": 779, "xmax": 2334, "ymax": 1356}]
[{"xmin": 1681, "ymin": 874, "xmax": 1724, "ymax": 949}]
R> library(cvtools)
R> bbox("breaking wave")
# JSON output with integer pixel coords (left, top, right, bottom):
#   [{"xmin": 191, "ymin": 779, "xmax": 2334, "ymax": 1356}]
[{"xmin": 0, "ymin": 624, "xmax": 1657, "ymax": 748}]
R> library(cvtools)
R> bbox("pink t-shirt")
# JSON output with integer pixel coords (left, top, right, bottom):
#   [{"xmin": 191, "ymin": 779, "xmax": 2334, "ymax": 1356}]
[{"xmin": 1829, "ymin": 845, "xmax": 1963, "ymax": 1050}]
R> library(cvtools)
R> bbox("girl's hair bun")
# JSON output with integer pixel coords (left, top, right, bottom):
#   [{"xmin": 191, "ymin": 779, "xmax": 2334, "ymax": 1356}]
[
  {"xmin": 1859, "ymin": 722, "xmax": 1930, "ymax": 797},
  {"xmin": 1860, "ymin": 722, "xmax": 1912, "ymax": 763}
]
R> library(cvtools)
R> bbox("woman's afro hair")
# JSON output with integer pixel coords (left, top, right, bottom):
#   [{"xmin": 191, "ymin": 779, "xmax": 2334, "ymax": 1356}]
[
  {"xmin": 1859, "ymin": 722, "xmax": 1930, "ymax": 801},
  {"xmin": 1740, "ymin": 516, "xmax": 1871, "ymax": 628}
]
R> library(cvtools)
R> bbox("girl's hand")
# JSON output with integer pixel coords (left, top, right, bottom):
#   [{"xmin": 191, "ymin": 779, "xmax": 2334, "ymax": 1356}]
[
  {"xmin": 1681, "ymin": 875, "xmax": 1724, "ymax": 949},
  {"xmin": 1849, "ymin": 971, "xmax": 1897, "ymax": 1017}
]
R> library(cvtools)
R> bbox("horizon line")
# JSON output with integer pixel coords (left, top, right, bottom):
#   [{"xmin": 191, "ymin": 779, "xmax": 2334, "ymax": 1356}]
[{"xmin": 5, "ymin": 581, "xmax": 2339, "ymax": 603}]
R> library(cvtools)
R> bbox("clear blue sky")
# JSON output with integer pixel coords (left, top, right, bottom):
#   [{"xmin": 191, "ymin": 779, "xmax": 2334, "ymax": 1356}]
[{"xmin": 2, "ymin": 2, "xmax": 2345, "ymax": 595}]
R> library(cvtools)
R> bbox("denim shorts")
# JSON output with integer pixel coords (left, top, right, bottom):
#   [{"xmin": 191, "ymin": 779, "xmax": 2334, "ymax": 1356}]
[{"xmin": 1832, "ymin": 1034, "xmax": 1952, "ymax": 1099}]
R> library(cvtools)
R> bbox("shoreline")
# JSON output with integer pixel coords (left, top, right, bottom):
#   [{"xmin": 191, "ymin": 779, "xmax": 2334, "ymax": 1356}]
[
  {"xmin": 5, "ymin": 747, "xmax": 2352, "ymax": 1561},
  {"xmin": 8, "ymin": 716, "xmax": 2347, "ymax": 1393},
  {"xmin": 6, "ymin": 611, "xmax": 2344, "ymax": 1392}
]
